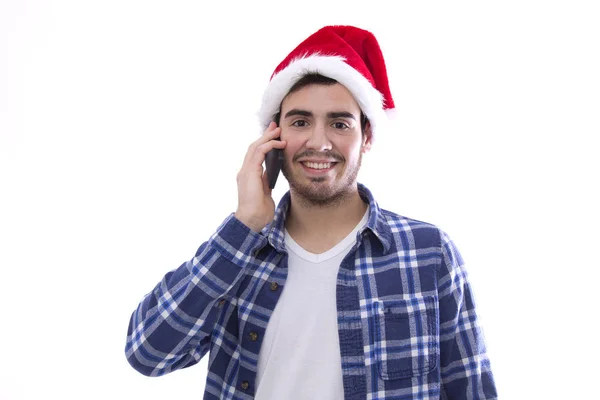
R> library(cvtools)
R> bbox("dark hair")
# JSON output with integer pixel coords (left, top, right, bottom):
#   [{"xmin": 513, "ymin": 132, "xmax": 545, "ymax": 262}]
[{"xmin": 272, "ymin": 73, "xmax": 370, "ymax": 135}]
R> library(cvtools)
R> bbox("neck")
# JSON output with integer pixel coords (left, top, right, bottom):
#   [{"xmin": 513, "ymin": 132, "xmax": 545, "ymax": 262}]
[{"xmin": 284, "ymin": 185, "xmax": 368, "ymax": 240}]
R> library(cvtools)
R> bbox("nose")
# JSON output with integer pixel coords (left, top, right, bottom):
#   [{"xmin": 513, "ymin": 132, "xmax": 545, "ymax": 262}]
[{"xmin": 305, "ymin": 122, "xmax": 332, "ymax": 152}]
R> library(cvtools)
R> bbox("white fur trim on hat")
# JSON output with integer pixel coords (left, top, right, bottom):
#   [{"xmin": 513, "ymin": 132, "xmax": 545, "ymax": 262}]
[{"xmin": 258, "ymin": 54, "xmax": 390, "ymax": 139}]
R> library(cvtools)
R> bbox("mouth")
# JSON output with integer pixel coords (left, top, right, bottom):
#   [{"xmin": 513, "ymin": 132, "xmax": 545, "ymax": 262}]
[{"xmin": 299, "ymin": 161, "xmax": 339, "ymax": 174}]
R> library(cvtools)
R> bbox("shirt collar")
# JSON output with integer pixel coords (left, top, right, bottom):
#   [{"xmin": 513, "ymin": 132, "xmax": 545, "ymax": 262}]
[{"xmin": 259, "ymin": 182, "xmax": 392, "ymax": 254}]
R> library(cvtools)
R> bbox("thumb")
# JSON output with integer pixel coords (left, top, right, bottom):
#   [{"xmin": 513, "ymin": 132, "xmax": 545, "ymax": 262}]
[{"xmin": 261, "ymin": 169, "xmax": 272, "ymax": 195}]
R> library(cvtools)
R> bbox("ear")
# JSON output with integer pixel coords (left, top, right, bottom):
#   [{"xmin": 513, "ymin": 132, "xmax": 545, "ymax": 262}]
[{"xmin": 361, "ymin": 122, "xmax": 373, "ymax": 153}]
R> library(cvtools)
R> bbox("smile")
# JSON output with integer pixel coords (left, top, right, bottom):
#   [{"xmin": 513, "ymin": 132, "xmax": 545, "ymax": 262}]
[{"xmin": 300, "ymin": 161, "xmax": 338, "ymax": 174}]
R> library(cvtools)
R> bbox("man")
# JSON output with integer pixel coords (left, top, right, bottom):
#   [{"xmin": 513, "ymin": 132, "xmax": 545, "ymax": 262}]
[{"xmin": 125, "ymin": 25, "xmax": 497, "ymax": 399}]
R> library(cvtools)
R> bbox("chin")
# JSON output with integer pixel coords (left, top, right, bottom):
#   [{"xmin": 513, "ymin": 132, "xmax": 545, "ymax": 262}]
[
  {"xmin": 282, "ymin": 161, "xmax": 359, "ymax": 205},
  {"xmin": 288, "ymin": 176, "xmax": 355, "ymax": 206}
]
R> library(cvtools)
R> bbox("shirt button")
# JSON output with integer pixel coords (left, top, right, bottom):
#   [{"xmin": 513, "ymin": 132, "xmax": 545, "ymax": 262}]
[
  {"xmin": 218, "ymin": 299, "xmax": 226, "ymax": 307},
  {"xmin": 249, "ymin": 332, "xmax": 259, "ymax": 341},
  {"xmin": 270, "ymin": 281, "xmax": 279, "ymax": 291},
  {"xmin": 240, "ymin": 381, "xmax": 249, "ymax": 390}
]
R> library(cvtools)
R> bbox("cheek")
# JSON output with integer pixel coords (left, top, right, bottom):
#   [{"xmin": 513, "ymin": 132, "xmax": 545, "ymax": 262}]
[
  {"xmin": 338, "ymin": 141, "xmax": 358, "ymax": 156},
  {"xmin": 350, "ymin": 139, "xmax": 366, "ymax": 154},
  {"xmin": 282, "ymin": 141, "xmax": 301, "ymax": 161},
  {"xmin": 280, "ymin": 133, "xmax": 300, "ymax": 155}
]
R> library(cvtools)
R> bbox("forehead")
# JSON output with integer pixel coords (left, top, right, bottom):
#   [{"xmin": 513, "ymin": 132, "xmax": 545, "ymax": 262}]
[{"xmin": 281, "ymin": 83, "xmax": 361, "ymax": 115}]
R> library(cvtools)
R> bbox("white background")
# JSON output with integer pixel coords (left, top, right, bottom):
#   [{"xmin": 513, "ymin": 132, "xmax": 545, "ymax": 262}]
[{"xmin": 1, "ymin": 1, "xmax": 598, "ymax": 399}]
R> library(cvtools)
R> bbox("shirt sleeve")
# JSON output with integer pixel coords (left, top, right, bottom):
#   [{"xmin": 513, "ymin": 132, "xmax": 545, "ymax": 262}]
[
  {"xmin": 437, "ymin": 230, "xmax": 498, "ymax": 399},
  {"xmin": 124, "ymin": 213, "xmax": 267, "ymax": 377}
]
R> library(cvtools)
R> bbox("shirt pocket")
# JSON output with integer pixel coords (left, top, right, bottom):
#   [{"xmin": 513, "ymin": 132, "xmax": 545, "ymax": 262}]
[{"xmin": 373, "ymin": 295, "xmax": 438, "ymax": 380}]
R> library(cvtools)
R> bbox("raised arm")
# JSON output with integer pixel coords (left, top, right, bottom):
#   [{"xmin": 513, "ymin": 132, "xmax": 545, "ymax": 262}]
[
  {"xmin": 125, "ymin": 121, "xmax": 287, "ymax": 376},
  {"xmin": 124, "ymin": 215, "xmax": 266, "ymax": 376}
]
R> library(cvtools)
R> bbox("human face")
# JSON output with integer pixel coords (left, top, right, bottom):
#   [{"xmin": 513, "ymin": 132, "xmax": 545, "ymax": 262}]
[{"xmin": 279, "ymin": 83, "xmax": 372, "ymax": 207}]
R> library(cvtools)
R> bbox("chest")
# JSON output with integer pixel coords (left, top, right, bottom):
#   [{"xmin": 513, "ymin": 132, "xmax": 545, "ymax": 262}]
[{"xmin": 214, "ymin": 239, "xmax": 443, "ymax": 398}]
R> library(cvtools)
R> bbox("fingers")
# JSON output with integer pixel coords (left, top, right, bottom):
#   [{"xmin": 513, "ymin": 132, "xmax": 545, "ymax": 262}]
[
  {"xmin": 242, "ymin": 122, "xmax": 280, "ymax": 165},
  {"xmin": 252, "ymin": 140, "xmax": 286, "ymax": 169},
  {"xmin": 257, "ymin": 122, "xmax": 281, "ymax": 147},
  {"xmin": 261, "ymin": 168, "xmax": 272, "ymax": 195},
  {"xmin": 243, "ymin": 124, "xmax": 286, "ymax": 170},
  {"xmin": 260, "ymin": 122, "xmax": 282, "ymax": 146}
]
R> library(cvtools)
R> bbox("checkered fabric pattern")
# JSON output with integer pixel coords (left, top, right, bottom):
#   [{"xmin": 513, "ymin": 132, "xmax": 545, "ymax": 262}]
[{"xmin": 125, "ymin": 183, "xmax": 497, "ymax": 399}]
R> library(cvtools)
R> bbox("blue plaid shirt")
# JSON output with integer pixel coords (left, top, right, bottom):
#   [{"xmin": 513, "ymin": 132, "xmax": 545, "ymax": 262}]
[{"xmin": 125, "ymin": 183, "xmax": 497, "ymax": 399}]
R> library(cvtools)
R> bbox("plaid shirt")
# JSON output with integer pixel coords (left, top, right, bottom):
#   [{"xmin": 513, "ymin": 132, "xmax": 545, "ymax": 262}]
[{"xmin": 125, "ymin": 183, "xmax": 497, "ymax": 399}]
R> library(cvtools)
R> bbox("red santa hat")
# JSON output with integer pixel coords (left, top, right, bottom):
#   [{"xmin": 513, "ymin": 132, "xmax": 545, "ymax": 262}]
[{"xmin": 258, "ymin": 25, "xmax": 395, "ymax": 140}]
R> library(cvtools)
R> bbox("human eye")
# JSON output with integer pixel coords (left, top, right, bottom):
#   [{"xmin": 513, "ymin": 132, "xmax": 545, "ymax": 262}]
[
  {"xmin": 332, "ymin": 121, "xmax": 350, "ymax": 130},
  {"xmin": 291, "ymin": 120, "xmax": 308, "ymax": 127}
]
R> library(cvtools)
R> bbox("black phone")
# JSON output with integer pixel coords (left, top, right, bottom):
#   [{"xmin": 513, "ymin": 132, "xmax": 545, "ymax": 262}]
[{"xmin": 264, "ymin": 137, "xmax": 284, "ymax": 189}]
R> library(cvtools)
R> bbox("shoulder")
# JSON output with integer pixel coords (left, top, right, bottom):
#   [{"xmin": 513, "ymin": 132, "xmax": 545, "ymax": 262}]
[{"xmin": 379, "ymin": 207, "xmax": 445, "ymax": 250}]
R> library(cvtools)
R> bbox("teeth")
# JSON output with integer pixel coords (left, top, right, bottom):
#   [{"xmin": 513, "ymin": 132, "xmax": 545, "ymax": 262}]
[{"xmin": 304, "ymin": 162, "xmax": 333, "ymax": 170}]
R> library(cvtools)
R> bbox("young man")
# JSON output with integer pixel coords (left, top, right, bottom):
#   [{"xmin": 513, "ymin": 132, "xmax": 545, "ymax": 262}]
[{"xmin": 125, "ymin": 26, "xmax": 497, "ymax": 399}]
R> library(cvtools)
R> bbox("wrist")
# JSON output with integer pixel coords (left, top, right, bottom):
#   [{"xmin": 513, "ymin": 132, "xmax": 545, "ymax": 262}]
[{"xmin": 234, "ymin": 212, "xmax": 264, "ymax": 233}]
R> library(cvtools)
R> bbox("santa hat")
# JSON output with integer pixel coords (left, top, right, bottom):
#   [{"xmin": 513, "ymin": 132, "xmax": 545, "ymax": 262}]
[{"xmin": 258, "ymin": 25, "xmax": 395, "ymax": 140}]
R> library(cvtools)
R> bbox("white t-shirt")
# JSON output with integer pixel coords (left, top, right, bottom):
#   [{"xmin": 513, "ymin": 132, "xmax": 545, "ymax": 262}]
[{"xmin": 255, "ymin": 207, "xmax": 369, "ymax": 399}]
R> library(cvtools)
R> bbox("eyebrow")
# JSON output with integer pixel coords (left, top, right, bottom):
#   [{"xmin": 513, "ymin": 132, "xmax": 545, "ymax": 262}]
[{"xmin": 283, "ymin": 109, "xmax": 356, "ymax": 120}]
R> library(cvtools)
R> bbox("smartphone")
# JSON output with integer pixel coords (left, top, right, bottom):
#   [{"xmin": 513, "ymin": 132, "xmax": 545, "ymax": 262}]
[{"xmin": 264, "ymin": 138, "xmax": 284, "ymax": 189}]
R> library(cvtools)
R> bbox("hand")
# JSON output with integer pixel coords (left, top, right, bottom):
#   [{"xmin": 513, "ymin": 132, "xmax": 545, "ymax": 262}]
[{"xmin": 234, "ymin": 122, "xmax": 287, "ymax": 232}]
